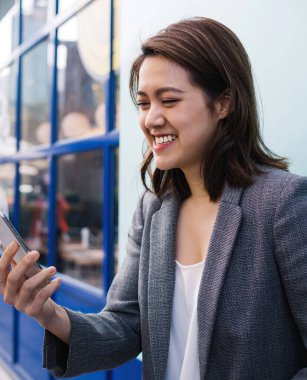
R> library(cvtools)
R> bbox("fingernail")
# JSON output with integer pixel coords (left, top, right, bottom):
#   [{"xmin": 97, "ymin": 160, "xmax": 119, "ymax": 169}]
[
  {"xmin": 11, "ymin": 241, "xmax": 19, "ymax": 249},
  {"xmin": 27, "ymin": 251, "xmax": 38, "ymax": 262},
  {"xmin": 48, "ymin": 266, "xmax": 56, "ymax": 274}
]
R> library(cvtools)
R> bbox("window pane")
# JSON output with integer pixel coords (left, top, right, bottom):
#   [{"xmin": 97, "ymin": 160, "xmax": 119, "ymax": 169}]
[
  {"xmin": 22, "ymin": 0, "xmax": 54, "ymax": 41},
  {"xmin": 58, "ymin": 0, "xmax": 84, "ymax": 13},
  {"xmin": 0, "ymin": 163, "xmax": 15, "ymax": 220},
  {"xmin": 19, "ymin": 159, "xmax": 49, "ymax": 266},
  {"xmin": 0, "ymin": 1, "xmax": 19, "ymax": 67},
  {"xmin": 0, "ymin": 63, "xmax": 17, "ymax": 155},
  {"xmin": 21, "ymin": 40, "xmax": 51, "ymax": 149},
  {"xmin": 57, "ymin": 150, "xmax": 103, "ymax": 288},
  {"xmin": 57, "ymin": 0, "xmax": 110, "ymax": 141}
]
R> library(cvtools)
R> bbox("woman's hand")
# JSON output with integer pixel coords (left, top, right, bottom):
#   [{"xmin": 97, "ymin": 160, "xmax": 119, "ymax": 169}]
[
  {"xmin": 0, "ymin": 241, "xmax": 71, "ymax": 344},
  {"xmin": 0, "ymin": 240, "xmax": 61, "ymax": 326}
]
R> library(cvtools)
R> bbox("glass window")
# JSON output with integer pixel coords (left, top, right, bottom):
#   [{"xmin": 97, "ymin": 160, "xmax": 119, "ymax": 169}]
[
  {"xmin": 21, "ymin": 40, "xmax": 52, "ymax": 150},
  {"xmin": 57, "ymin": 150, "xmax": 103, "ymax": 288},
  {"xmin": 0, "ymin": 163, "xmax": 15, "ymax": 220},
  {"xmin": 57, "ymin": 0, "xmax": 110, "ymax": 141},
  {"xmin": 0, "ymin": 163, "xmax": 14, "ymax": 257},
  {"xmin": 0, "ymin": 63, "xmax": 17, "ymax": 155},
  {"xmin": 0, "ymin": 1, "xmax": 19, "ymax": 68},
  {"xmin": 58, "ymin": 0, "xmax": 84, "ymax": 13},
  {"xmin": 19, "ymin": 159, "xmax": 49, "ymax": 266},
  {"xmin": 22, "ymin": 0, "xmax": 54, "ymax": 41}
]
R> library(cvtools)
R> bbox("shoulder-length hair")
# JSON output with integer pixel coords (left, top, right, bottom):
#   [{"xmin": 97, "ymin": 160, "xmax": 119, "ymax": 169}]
[{"xmin": 129, "ymin": 16, "xmax": 290, "ymax": 202}]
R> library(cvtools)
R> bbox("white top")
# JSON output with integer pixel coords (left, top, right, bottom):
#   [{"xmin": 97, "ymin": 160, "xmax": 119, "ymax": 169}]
[{"xmin": 165, "ymin": 258, "xmax": 205, "ymax": 380}]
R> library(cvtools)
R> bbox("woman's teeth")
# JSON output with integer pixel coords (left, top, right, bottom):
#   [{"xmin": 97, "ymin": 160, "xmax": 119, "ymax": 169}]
[{"xmin": 155, "ymin": 135, "xmax": 177, "ymax": 145}]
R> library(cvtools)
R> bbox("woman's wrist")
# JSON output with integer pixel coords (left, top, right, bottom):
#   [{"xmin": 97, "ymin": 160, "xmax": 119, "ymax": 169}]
[{"xmin": 36, "ymin": 301, "xmax": 72, "ymax": 345}]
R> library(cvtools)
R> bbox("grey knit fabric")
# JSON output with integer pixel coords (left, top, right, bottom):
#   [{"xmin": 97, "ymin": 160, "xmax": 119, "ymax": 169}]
[{"xmin": 42, "ymin": 163, "xmax": 307, "ymax": 379}]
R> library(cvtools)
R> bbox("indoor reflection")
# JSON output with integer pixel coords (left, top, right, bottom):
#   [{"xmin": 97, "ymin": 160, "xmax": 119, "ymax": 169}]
[
  {"xmin": 19, "ymin": 160, "xmax": 49, "ymax": 265},
  {"xmin": 57, "ymin": 150, "xmax": 103, "ymax": 288},
  {"xmin": 0, "ymin": 163, "xmax": 15, "ymax": 220},
  {"xmin": 21, "ymin": 40, "xmax": 51, "ymax": 149},
  {"xmin": 0, "ymin": 1, "xmax": 19, "ymax": 67},
  {"xmin": 57, "ymin": 0, "xmax": 110, "ymax": 141},
  {"xmin": 22, "ymin": 0, "xmax": 54, "ymax": 41},
  {"xmin": 0, "ymin": 65, "xmax": 17, "ymax": 155}
]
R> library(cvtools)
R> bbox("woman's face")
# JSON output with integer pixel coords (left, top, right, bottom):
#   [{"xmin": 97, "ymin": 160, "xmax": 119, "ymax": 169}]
[{"xmin": 137, "ymin": 55, "xmax": 221, "ymax": 174}]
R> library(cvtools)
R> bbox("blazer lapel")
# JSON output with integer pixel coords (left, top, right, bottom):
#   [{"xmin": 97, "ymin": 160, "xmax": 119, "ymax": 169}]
[
  {"xmin": 198, "ymin": 180, "xmax": 243, "ymax": 379},
  {"xmin": 148, "ymin": 191, "xmax": 182, "ymax": 380},
  {"xmin": 148, "ymin": 180, "xmax": 244, "ymax": 380}
]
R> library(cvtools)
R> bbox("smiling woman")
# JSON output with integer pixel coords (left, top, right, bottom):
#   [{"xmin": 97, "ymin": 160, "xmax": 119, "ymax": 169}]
[
  {"xmin": 1, "ymin": 16, "xmax": 307, "ymax": 380},
  {"xmin": 129, "ymin": 17, "xmax": 290, "ymax": 202}
]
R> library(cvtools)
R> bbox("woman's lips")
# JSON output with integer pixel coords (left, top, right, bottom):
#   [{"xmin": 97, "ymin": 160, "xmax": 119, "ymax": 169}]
[{"xmin": 153, "ymin": 139, "xmax": 176, "ymax": 152}]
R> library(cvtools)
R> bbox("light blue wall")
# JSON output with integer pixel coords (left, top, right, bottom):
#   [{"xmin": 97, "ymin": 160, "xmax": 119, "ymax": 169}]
[{"xmin": 118, "ymin": 0, "xmax": 307, "ymax": 265}]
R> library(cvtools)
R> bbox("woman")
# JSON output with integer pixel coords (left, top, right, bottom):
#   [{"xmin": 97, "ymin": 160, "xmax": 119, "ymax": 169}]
[{"xmin": 1, "ymin": 17, "xmax": 307, "ymax": 379}]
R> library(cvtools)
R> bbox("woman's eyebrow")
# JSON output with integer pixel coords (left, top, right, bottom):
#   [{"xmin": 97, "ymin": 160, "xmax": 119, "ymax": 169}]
[{"xmin": 136, "ymin": 87, "xmax": 186, "ymax": 97}]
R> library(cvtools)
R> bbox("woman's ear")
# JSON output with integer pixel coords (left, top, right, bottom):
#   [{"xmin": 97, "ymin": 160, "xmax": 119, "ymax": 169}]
[{"xmin": 215, "ymin": 88, "xmax": 232, "ymax": 120}]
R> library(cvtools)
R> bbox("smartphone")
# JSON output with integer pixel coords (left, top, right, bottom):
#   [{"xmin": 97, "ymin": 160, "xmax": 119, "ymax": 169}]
[{"xmin": 0, "ymin": 211, "xmax": 43, "ymax": 278}]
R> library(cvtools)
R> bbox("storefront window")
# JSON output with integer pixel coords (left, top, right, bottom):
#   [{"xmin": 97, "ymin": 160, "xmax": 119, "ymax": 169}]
[
  {"xmin": 0, "ymin": 63, "xmax": 17, "ymax": 155},
  {"xmin": 58, "ymin": 0, "xmax": 84, "ymax": 13},
  {"xmin": 57, "ymin": 150, "xmax": 103, "ymax": 288},
  {"xmin": 57, "ymin": 0, "xmax": 110, "ymax": 141},
  {"xmin": 0, "ymin": 1, "xmax": 19, "ymax": 68},
  {"xmin": 0, "ymin": 163, "xmax": 15, "ymax": 221},
  {"xmin": 19, "ymin": 159, "xmax": 49, "ymax": 265},
  {"xmin": 21, "ymin": 40, "xmax": 51, "ymax": 149},
  {"xmin": 22, "ymin": 0, "xmax": 54, "ymax": 41}
]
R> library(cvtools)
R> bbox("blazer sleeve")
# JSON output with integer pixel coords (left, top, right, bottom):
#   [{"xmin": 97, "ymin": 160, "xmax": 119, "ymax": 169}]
[
  {"xmin": 42, "ymin": 190, "xmax": 146, "ymax": 378},
  {"xmin": 273, "ymin": 175, "xmax": 307, "ymax": 379}
]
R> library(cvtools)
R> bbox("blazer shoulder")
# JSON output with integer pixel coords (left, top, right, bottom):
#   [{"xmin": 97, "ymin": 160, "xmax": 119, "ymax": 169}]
[
  {"xmin": 241, "ymin": 164, "xmax": 307, "ymax": 214},
  {"xmin": 251, "ymin": 164, "xmax": 306, "ymax": 194}
]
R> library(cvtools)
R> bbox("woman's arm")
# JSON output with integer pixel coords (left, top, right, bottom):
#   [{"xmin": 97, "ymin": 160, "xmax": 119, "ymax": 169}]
[{"xmin": 43, "ymin": 190, "xmax": 146, "ymax": 378}]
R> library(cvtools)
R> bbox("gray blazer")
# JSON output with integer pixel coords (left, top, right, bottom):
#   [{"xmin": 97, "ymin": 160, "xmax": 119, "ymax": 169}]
[{"xmin": 43, "ymin": 163, "xmax": 307, "ymax": 379}]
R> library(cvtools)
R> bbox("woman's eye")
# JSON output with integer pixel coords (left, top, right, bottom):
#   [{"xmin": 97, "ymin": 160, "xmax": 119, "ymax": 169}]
[
  {"xmin": 162, "ymin": 99, "xmax": 178, "ymax": 105},
  {"xmin": 136, "ymin": 102, "xmax": 149, "ymax": 107}
]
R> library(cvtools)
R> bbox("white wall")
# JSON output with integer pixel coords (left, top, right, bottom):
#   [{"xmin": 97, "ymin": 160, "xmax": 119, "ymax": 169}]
[{"xmin": 118, "ymin": 0, "xmax": 307, "ymax": 265}]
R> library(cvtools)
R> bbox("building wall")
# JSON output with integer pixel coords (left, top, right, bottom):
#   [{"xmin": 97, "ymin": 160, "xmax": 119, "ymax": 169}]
[{"xmin": 118, "ymin": 0, "xmax": 307, "ymax": 264}]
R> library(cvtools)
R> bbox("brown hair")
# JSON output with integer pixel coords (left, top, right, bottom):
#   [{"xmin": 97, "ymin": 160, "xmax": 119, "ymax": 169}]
[{"xmin": 129, "ymin": 16, "xmax": 290, "ymax": 202}]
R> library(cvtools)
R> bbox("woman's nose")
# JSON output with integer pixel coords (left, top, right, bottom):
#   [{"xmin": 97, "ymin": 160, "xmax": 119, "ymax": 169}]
[{"xmin": 144, "ymin": 105, "xmax": 166, "ymax": 130}]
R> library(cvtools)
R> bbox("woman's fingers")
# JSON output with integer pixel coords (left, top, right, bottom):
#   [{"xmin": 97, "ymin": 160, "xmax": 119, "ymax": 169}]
[
  {"xmin": 14, "ymin": 266, "xmax": 58, "ymax": 312},
  {"xmin": 4, "ymin": 250, "xmax": 39, "ymax": 305},
  {"xmin": 25, "ymin": 279, "xmax": 61, "ymax": 319},
  {"xmin": 0, "ymin": 241, "xmax": 20, "ymax": 293}
]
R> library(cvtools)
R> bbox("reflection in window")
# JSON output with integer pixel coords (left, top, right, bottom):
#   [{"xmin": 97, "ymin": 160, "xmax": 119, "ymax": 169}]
[
  {"xmin": 57, "ymin": 0, "xmax": 110, "ymax": 141},
  {"xmin": 0, "ymin": 64, "xmax": 17, "ymax": 155},
  {"xmin": 21, "ymin": 40, "xmax": 51, "ymax": 149},
  {"xmin": 19, "ymin": 160, "xmax": 49, "ymax": 266},
  {"xmin": 22, "ymin": 0, "xmax": 54, "ymax": 41},
  {"xmin": 0, "ymin": 1, "xmax": 19, "ymax": 67},
  {"xmin": 57, "ymin": 150, "xmax": 103, "ymax": 288},
  {"xmin": 0, "ymin": 163, "xmax": 15, "ymax": 220},
  {"xmin": 58, "ymin": 0, "xmax": 84, "ymax": 13}
]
